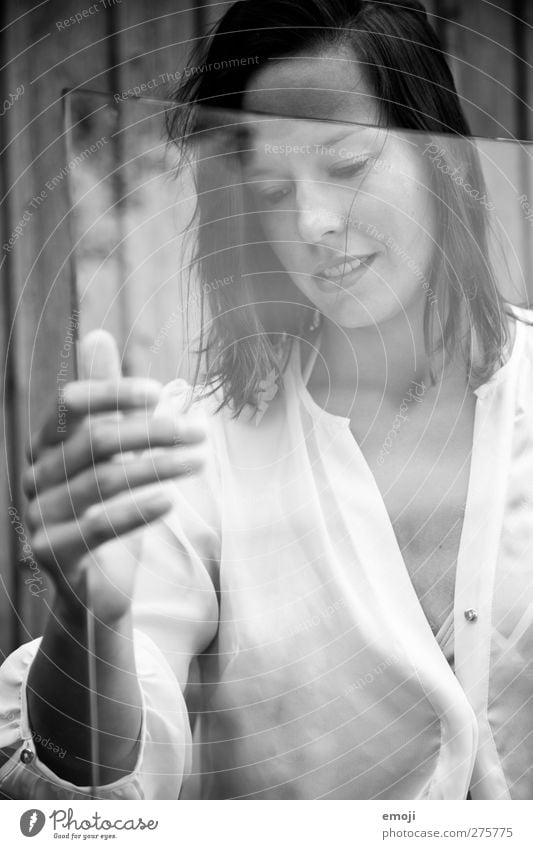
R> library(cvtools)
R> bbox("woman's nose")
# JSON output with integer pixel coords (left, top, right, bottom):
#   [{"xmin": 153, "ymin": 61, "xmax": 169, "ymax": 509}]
[{"xmin": 295, "ymin": 181, "xmax": 347, "ymax": 243}]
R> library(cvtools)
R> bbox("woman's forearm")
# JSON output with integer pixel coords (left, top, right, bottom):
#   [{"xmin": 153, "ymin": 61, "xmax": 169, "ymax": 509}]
[{"xmin": 26, "ymin": 601, "xmax": 142, "ymax": 787}]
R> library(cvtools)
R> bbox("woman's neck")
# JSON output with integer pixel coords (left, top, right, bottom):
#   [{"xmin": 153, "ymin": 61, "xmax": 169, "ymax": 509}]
[{"xmin": 315, "ymin": 296, "xmax": 462, "ymax": 407}]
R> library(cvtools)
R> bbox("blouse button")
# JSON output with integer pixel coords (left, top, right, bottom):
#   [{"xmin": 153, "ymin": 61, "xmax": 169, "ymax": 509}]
[
  {"xmin": 20, "ymin": 747, "xmax": 34, "ymax": 764},
  {"xmin": 464, "ymin": 608, "xmax": 478, "ymax": 622}
]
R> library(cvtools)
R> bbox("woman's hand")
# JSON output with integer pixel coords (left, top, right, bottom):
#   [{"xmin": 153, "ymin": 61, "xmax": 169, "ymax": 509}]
[{"xmin": 22, "ymin": 330, "xmax": 207, "ymax": 624}]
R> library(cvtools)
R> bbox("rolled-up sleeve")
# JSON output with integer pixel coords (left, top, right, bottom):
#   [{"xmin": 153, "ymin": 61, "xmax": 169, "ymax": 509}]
[{"xmin": 0, "ymin": 378, "xmax": 221, "ymax": 799}]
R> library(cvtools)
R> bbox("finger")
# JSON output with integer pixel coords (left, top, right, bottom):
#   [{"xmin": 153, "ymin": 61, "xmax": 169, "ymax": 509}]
[
  {"xmin": 63, "ymin": 379, "xmax": 164, "ymax": 415},
  {"xmin": 78, "ymin": 332, "xmax": 125, "ymax": 453},
  {"xmin": 26, "ymin": 447, "xmax": 206, "ymax": 526},
  {"xmin": 27, "ymin": 331, "xmax": 130, "ymax": 462},
  {"xmin": 26, "ymin": 378, "xmax": 163, "ymax": 461},
  {"xmin": 31, "ymin": 483, "xmax": 176, "ymax": 570},
  {"xmin": 23, "ymin": 414, "xmax": 207, "ymax": 497},
  {"xmin": 78, "ymin": 329, "xmax": 122, "ymax": 381}
]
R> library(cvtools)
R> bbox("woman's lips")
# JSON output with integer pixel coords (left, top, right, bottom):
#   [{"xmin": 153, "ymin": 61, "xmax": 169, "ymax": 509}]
[
  {"xmin": 320, "ymin": 254, "xmax": 371, "ymax": 278},
  {"xmin": 314, "ymin": 253, "xmax": 377, "ymax": 293}
]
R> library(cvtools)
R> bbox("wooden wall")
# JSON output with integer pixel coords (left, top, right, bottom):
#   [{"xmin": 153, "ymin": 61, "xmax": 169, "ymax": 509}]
[
  {"xmin": 0, "ymin": 0, "xmax": 531, "ymax": 658},
  {"xmin": 0, "ymin": 0, "xmax": 220, "ymax": 656}
]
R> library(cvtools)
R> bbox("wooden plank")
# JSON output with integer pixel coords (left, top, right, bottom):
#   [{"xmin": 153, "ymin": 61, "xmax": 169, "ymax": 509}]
[
  {"xmin": 439, "ymin": 0, "xmax": 517, "ymax": 138},
  {"xmin": 0, "ymin": 0, "xmax": 210, "ymax": 655},
  {"xmin": 0, "ymin": 0, "xmax": 21, "ymax": 660},
  {"xmin": 1, "ymin": 0, "xmax": 116, "ymax": 652},
  {"xmin": 109, "ymin": 0, "xmax": 204, "ymax": 384}
]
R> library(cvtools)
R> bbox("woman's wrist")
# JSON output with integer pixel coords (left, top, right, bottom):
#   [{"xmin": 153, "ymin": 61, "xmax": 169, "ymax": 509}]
[{"xmin": 51, "ymin": 583, "xmax": 133, "ymax": 632}]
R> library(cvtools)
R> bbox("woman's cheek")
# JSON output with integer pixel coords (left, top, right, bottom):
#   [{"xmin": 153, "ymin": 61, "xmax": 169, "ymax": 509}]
[
  {"xmin": 262, "ymin": 216, "xmax": 297, "ymax": 270},
  {"xmin": 259, "ymin": 212, "xmax": 284, "ymax": 248}
]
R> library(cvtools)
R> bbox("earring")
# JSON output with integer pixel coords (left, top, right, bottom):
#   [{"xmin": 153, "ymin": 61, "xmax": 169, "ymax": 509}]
[{"xmin": 309, "ymin": 308, "xmax": 321, "ymax": 332}]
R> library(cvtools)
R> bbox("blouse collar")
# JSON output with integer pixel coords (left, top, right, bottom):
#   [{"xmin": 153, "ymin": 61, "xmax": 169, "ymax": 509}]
[{"xmin": 290, "ymin": 308, "xmax": 525, "ymax": 406}]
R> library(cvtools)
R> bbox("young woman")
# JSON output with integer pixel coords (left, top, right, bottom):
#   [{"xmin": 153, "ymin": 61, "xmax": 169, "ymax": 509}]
[{"xmin": 1, "ymin": 0, "xmax": 533, "ymax": 800}]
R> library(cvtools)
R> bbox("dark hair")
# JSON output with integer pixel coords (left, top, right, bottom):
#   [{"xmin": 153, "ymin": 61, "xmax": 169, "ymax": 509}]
[{"xmin": 167, "ymin": 0, "xmax": 514, "ymax": 417}]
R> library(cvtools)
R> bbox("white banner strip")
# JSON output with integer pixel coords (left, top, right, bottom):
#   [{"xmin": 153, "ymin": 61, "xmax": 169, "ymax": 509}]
[{"xmin": 2, "ymin": 799, "xmax": 532, "ymax": 848}]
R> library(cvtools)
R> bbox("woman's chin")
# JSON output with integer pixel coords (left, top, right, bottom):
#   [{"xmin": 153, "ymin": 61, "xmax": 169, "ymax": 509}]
[{"xmin": 316, "ymin": 299, "xmax": 407, "ymax": 330}]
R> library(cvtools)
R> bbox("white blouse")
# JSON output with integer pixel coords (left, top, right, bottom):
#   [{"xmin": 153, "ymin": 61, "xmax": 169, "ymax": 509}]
[{"xmin": 1, "ymin": 304, "xmax": 533, "ymax": 800}]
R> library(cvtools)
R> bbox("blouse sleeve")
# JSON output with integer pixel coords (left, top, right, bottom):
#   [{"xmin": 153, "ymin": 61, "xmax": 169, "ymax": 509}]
[{"xmin": 0, "ymin": 378, "xmax": 221, "ymax": 800}]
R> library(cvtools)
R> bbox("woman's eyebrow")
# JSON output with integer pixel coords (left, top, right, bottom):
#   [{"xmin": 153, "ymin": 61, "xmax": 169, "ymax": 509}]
[
  {"xmin": 319, "ymin": 126, "xmax": 365, "ymax": 147},
  {"xmin": 243, "ymin": 126, "xmax": 368, "ymax": 177}
]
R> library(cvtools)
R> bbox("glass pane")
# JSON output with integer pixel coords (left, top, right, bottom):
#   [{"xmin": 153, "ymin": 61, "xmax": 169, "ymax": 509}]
[
  {"xmin": 64, "ymin": 90, "xmax": 533, "ymax": 394},
  {"xmin": 63, "ymin": 89, "xmax": 197, "ymax": 384},
  {"xmin": 61, "ymin": 89, "xmax": 533, "ymax": 799}
]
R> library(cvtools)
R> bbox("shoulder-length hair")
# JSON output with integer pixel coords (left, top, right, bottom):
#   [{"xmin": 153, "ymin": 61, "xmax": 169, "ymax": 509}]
[{"xmin": 167, "ymin": 0, "xmax": 517, "ymax": 418}]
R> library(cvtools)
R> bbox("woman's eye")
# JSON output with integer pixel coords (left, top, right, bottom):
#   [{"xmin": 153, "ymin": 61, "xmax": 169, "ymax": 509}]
[
  {"xmin": 259, "ymin": 186, "xmax": 291, "ymax": 206},
  {"xmin": 330, "ymin": 158, "xmax": 369, "ymax": 179}
]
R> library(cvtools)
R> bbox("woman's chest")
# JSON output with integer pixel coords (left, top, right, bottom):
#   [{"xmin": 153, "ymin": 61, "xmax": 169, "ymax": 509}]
[
  {"xmin": 224, "ymin": 404, "xmax": 477, "ymax": 640},
  {"xmin": 352, "ymin": 394, "xmax": 477, "ymax": 635}
]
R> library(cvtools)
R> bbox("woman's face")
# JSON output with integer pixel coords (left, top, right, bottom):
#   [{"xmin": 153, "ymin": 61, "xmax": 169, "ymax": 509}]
[{"xmin": 241, "ymin": 51, "xmax": 437, "ymax": 329}]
